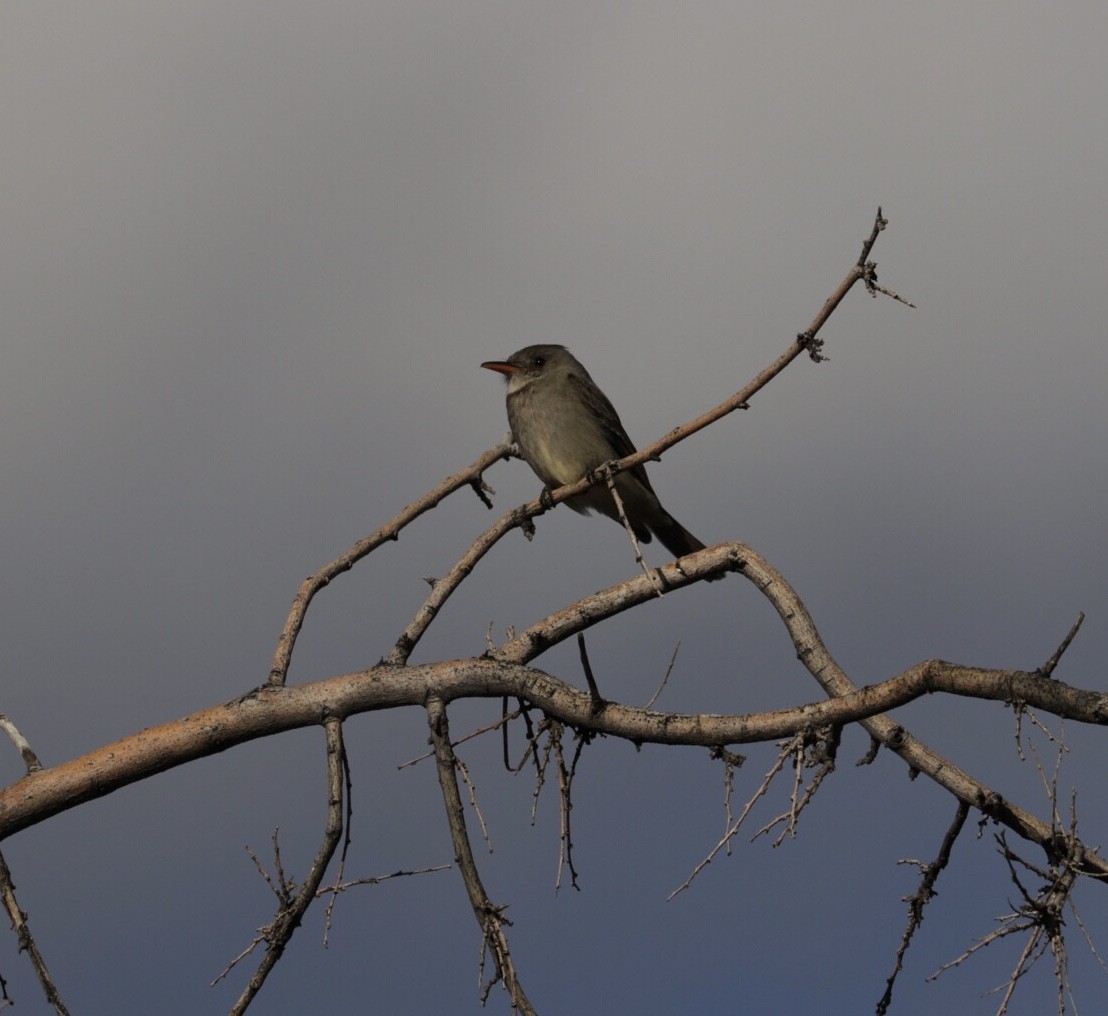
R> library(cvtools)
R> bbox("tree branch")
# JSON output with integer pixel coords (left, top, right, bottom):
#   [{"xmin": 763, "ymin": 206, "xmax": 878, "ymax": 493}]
[
  {"xmin": 0, "ymin": 850, "xmax": 68, "ymax": 1014},
  {"xmin": 878, "ymin": 800, "xmax": 971, "ymax": 1014},
  {"xmin": 223, "ymin": 717, "xmax": 346, "ymax": 1013},
  {"xmin": 427, "ymin": 698, "xmax": 536, "ymax": 1014},
  {"xmin": 267, "ymin": 445, "xmax": 509, "ymax": 685},
  {"xmin": 4, "ymin": 633, "xmax": 1106, "ymax": 880}
]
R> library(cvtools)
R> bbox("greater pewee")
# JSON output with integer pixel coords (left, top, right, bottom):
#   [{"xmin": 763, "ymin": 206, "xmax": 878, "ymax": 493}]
[{"xmin": 481, "ymin": 344, "xmax": 711, "ymax": 565}]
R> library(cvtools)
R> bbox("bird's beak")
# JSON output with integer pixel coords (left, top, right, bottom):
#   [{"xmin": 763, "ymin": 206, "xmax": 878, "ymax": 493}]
[{"xmin": 480, "ymin": 360, "xmax": 521, "ymax": 376}]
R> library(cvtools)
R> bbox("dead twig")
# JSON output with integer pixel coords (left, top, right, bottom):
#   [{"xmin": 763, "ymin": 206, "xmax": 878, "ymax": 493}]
[
  {"xmin": 219, "ymin": 718, "xmax": 346, "ymax": 1014},
  {"xmin": 599, "ymin": 463, "xmax": 664, "ymax": 595},
  {"xmin": 577, "ymin": 634, "xmax": 605, "ymax": 714},
  {"xmin": 553, "ymin": 726, "xmax": 589, "ymax": 893},
  {"xmin": 927, "ymin": 741, "xmax": 1102, "ymax": 1016},
  {"xmin": 0, "ymin": 851, "xmax": 69, "ymax": 1014},
  {"xmin": 0, "ymin": 714, "xmax": 42, "ymax": 775},
  {"xmin": 397, "ymin": 706, "xmax": 524, "ymax": 771},
  {"xmin": 669, "ymin": 739, "xmax": 794, "ymax": 900},
  {"xmin": 752, "ymin": 726, "xmax": 840, "ymax": 846},
  {"xmin": 877, "ymin": 801, "xmax": 970, "ymax": 1015},
  {"xmin": 1039, "ymin": 612, "xmax": 1086, "ymax": 679},
  {"xmin": 644, "ymin": 641, "xmax": 682, "ymax": 711}
]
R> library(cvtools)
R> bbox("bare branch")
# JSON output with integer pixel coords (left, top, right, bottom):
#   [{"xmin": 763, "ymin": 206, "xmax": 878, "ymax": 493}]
[
  {"xmin": 929, "ymin": 830, "xmax": 1086, "ymax": 1015},
  {"xmin": 553, "ymin": 724, "xmax": 588, "ymax": 894},
  {"xmin": 877, "ymin": 801, "xmax": 970, "ymax": 1015},
  {"xmin": 490, "ymin": 545, "xmax": 740, "ymax": 666},
  {"xmin": 268, "ymin": 445, "xmax": 510, "ymax": 684},
  {"xmin": 456, "ymin": 754, "xmax": 494, "ymax": 854},
  {"xmin": 576, "ymin": 633, "xmax": 605, "ymax": 714},
  {"xmin": 316, "ymin": 864, "xmax": 451, "ymax": 898},
  {"xmin": 857, "ymin": 206, "xmax": 888, "ymax": 268},
  {"xmin": 599, "ymin": 462, "xmax": 664, "ymax": 594},
  {"xmin": 669, "ymin": 742, "xmax": 793, "ymax": 899},
  {"xmin": 3, "ymin": 209, "xmax": 1104, "ymax": 1014},
  {"xmin": 224, "ymin": 717, "xmax": 346, "ymax": 1014},
  {"xmin": 854, "ymin": 210, "xmax": 917, "ymax": 308},
  {"xmin": 385, "ymin": 496, "xmax": 536, "ymax": 665},
  {"xmin": 322, "ymin": 731, "xmax": 355, "ymax": 946},
  {"xmin": 1013, "ymin": 704, "xmax": 1067, "ymax": 762},
  {"xmin": 527, "ymin": 718, "xmax": 556, "ymax": 824},
  {"xmin": 0, "ymin": 714, "xmax": 42, "ymax": 775},
  {"xmin": 713, "ymin": 749, "xmax": 740, "ymax": 855},
  {"xmin": 753, "ymin": 725, "xmax": 840, "ymax": 846},
  {"xmin": 1040, "ymin": 612, "xmax": 1086, "ymax": 678},
  {"xmin": 643, "ymin": 641, "xmax": 681, "ymax": 711},
  {"xmin": 397, "ymin": 706, "xmax": 523, "ymax": 771},
  {"xmin": 926, "ymin": 733, "xmax": 1101, "ymax": 1016},
  {"xmin": 5, "ymin": 623, "xmax": 1108, "ymax": 888},
  {"xmin": 426, "ymin": 698, "xmax": 536, "ymax": 1014},
  {"xmin": 0, "ymin": 851, "xmax": 69, "ymax": 1014}
]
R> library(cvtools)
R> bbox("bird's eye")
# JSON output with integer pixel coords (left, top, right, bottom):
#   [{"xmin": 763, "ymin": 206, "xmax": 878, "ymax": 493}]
[{"xmin": 531, "ymin": 356, "xmax": 545, "ymax": 367}]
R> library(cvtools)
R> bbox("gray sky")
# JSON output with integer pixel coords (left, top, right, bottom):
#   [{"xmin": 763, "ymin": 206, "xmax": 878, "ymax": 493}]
[{"xmin": 2, "ymin": 3, "xmax": 1107, "ymax": 1013}]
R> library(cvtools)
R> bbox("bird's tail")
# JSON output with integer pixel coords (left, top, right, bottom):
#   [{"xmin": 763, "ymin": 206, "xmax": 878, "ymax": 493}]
[{"xmin": 653, "ymin": 514, "xmax": 705, "ymax": 558}]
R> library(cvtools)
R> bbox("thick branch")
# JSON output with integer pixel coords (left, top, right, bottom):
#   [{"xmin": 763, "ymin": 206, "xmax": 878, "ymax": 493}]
[{"xmin": 3, "ymin": 646, "xmax": 1105, "ymax": 874}]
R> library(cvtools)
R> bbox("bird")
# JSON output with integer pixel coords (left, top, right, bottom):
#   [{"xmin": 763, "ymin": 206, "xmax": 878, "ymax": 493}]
[{"xmin": 481, "ymin": 344, "xmax": 715, "ymax": 570}]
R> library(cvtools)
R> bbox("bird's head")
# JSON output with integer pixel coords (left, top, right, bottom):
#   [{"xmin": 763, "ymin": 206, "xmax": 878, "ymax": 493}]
[{"xmin": 481, "ymin": 344, "xmax": 580, "ymax": 392}]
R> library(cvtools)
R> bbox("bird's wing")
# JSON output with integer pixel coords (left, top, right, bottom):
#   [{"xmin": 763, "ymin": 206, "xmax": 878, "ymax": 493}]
[{"xmin": 567, "ymin": 371, "xmax": 658, "ymax": 493}]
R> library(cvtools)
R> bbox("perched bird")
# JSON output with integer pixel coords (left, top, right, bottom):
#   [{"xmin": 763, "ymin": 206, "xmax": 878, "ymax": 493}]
[{"xmin": 481, "ymin": 344, "xmax": 713, "ymax": 567}]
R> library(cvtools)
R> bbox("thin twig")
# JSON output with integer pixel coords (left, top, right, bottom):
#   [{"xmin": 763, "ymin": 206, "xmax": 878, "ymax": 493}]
[
  {"xmin": 752, "ymin": 726, "xmax": 840, "ymax": 845},
  {"xmin": 576, "ymin": 634, "xmax": 605, "ymax": 714},
  {"xmin": 397, "ymin": 706, "xmax": 524, "ymax": 771},
  {"xmin": 528, "ymin": 719, "xmax": 555, "ymax": 825},
  {"xmin": 927, "ymin": 739, "xmax": 1097, "ymax": 1016},
  {"xmin": 1013, "ymin": 703, "xmax": 1066, "ymax": 761},
  {"xmin": 551, "ymin": 726, "xmax": 590, "ymax": 894},
  {"xmin": 0, "ymin": 851, "xmax": 69, "ymax": 1014},
  {"xmin": 877, "ymin": 801, "xmax": 970, "ymax": 1015},
  {"xmin": 600, "ymin": 463, "xmax": 663, "ymax": 595},
  {"xmin": 643, "ymin": 642, "xmax": 681, "ymax": 711},
  {"xmin": 0, "ymin": 714, "xmax": 42, "ymax": 774},
  {"xmin": 669, "ymin": 740, "xmax": 794, "ymax": 899},
  {"xmin": 1039, "ymin": 612, "xmax": 1086, "ymax": 678},
  {"xmin": 317, "ymin": 865, "xmax": 451, "ymax": 898},
  {"xmin": 456, "ymin": 755, "xmax": 494, "ymax": 854}
]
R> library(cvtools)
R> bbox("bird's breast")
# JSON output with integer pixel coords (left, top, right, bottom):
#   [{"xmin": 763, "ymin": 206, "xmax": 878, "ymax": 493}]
[{"xmin": 506, "ymin": 386, "xmax": 614, "ymax": 488}]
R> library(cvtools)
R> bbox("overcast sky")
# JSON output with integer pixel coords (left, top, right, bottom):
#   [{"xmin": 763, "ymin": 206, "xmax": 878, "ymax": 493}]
[{"xmin": 2, "ymin": 3, "xmax": 1107, "ymax": 1014}]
